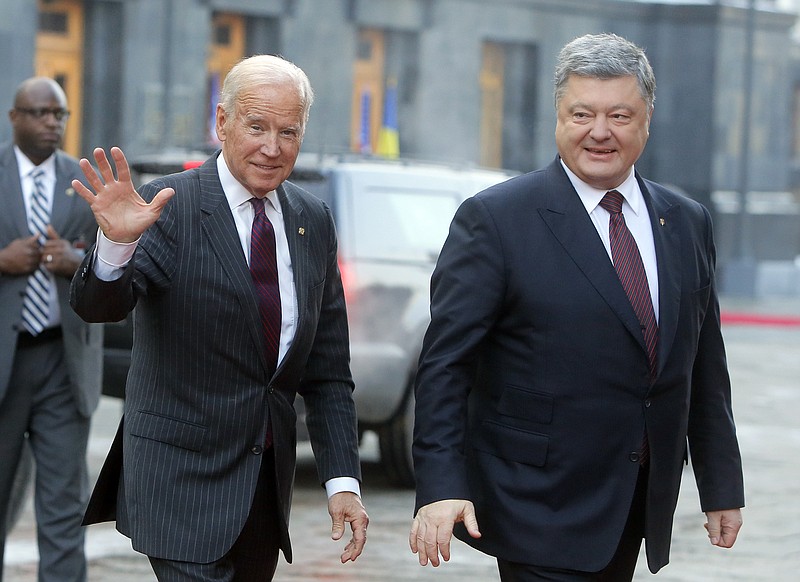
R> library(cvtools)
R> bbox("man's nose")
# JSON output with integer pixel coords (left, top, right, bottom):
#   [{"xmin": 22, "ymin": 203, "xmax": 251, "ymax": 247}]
[
  {"xmin": 589, "ymin": 116, "xmax": 611, "ymax": 140},
  {"xmin": 260, "ymin": 133, "xmax": 280, "ymax": 156}
]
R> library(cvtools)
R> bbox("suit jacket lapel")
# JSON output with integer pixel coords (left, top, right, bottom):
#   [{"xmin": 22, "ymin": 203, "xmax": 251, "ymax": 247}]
[
  {"xmin": 276, "ymin": 183, "xmax": 307, "ymax": 373},
  {"xmin": 538, "ymin": 159, "xmax": 646, "ymax": 347},
  {"xmin": 0, "ymin": 145, "xmax": 30, "ymax": 239},
  {"xmin": 196, "ymin": 157, "xmax": 268, "ymax": 373},
  {"xmin": 49, "ymin": 152, "xmax": 77, "ymax": 235},
  {"xmin": 639, "ymin": 177, "xmax": 682, "ymax": 377}
]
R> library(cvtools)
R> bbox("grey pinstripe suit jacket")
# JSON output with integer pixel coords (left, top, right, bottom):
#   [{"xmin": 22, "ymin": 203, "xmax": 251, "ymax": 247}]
[
  {"xmin": 71, "ymin": 153, "xmax": 361, "ymax": 564},
  {"xmin": 0, "ymin": 143, "xmax": 102, "ymax": 417}
]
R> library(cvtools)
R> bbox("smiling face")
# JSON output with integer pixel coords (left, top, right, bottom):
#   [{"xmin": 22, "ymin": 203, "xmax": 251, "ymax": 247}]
[
  {"xmin": 555, "ymin": 74, "xmax": 652, "ymax": 191},
  {"xmin": 216, "ymin": 80, "xmax": 304, "ymax": 197}
]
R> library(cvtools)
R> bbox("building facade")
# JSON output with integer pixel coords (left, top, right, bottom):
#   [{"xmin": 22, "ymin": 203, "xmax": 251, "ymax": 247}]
[{"xmin": 1, "ymin": 0, "xmax": 798, "ymax": 289}]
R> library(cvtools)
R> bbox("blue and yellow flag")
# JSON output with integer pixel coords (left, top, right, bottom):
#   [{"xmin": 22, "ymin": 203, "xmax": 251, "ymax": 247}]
[{"xmin": 376, "ymin": 78, "xmax": 399, "ymax": 159}]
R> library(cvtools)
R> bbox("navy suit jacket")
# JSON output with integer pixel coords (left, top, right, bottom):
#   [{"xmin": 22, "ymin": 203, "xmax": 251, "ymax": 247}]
[
  {"xmin": 71, "ymin": 153, "xmax": 361, "ymax": 564},
  {"xmin": 412, "ymin": 158, "xmax": 744, "ymax": 573}
]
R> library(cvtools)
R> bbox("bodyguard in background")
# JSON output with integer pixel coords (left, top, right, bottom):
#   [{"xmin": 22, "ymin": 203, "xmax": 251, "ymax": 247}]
[
  {"xmin": 410, "ymin": 33, "xmax": 744, "ymax": 581},
  {"xmin": 0, "ymin": 77, "xmax": 102, "ymax": 581}
]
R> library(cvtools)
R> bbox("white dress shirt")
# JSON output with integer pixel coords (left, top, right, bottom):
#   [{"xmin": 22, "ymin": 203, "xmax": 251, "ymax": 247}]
[
  {"xmin": 93, "ymin": 153, "xmax": 359, "ymax": 498},
  {"xmin": 560, "ymin": 160, "xmax": 659, "ymax": 322}
]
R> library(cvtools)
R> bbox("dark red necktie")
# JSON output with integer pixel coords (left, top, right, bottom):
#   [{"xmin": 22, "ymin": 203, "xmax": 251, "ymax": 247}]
[
  {"xmin": 599, "ymin": 190, "xmax": 658, "ymax": 379},
  {"xmin": 249, "ymin": 197, "xmax": 281, "ymax": 375},
  {"xmin": 600, "ymin": 190, "xmax": 657, "ymax": 465}
]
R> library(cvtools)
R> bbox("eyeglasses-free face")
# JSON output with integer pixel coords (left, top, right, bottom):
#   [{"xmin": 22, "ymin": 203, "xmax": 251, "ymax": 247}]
[{"xmin": 14, "ymin": 107, "xmax": 71, "ymax": 121}]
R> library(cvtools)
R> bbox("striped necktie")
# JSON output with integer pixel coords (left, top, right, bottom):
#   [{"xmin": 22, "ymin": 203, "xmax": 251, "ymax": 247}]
[
  {"xmin": 250, "ymin": 197, "xmax": 281, "ymax": 448},
  {"xmin": 599, "ymin": 190, "xmax": 659, "ymax": 379},
  {"xmin": 600, "ymin": 190, "xmax": 657, "ymax": 465},
  {"xmin": 21, "ymin": 168, "xmax": 51, "ymax": 335},
  {"xmin": 249, "ymin": 197, "xmax": 281, "ymax": 375}
]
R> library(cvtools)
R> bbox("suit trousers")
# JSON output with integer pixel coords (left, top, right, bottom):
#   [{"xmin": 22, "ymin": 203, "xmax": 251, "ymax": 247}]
[
  {"xmin": 148, "ymin": 449, "xmax": 281, "ymax": 582},
  {"xmin": 0, "ymin": 336, "xmax": 91, "ymax": 582},
  {"xmin": 496, "ymin": 467, "xmax": 648, "ymax": 582}
]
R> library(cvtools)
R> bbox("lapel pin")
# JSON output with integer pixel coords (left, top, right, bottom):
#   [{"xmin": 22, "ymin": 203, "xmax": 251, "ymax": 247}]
[
  {"xmin": 65, "ymin": 187, "xmax": 75, "ymax": 197},
  {"xmin": 298, "ymin": 227, "xmax": 305, "ymax": 236},
  {"xmin": 659, "ymin": 218, "xmax": 665, "ymax": 226}
]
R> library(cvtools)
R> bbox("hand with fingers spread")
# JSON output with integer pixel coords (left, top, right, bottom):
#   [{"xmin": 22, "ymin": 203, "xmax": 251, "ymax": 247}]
[
  {"xmin": 409, "ymin": 499, "xmax": 481, "ymax": 567},
  {"xmin": 72, "ymin": 146, "xmax": 175, "ymax": 243},
  {"xmin": 328, "ymin": 492, "xmax": 369, "ymax": 563}
]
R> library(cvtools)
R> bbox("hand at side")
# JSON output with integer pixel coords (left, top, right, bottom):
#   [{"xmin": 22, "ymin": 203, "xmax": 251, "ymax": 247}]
[
  {"xmin": 409, "ymin": 499, "xmax": 481, "ymax": 567},
  {"xmin": 328, "ymin": 491, "xmax": 369, "ymax": 563},
  {"xmin": 705, "ymin": 508, "xmax": 743, "ymax": 548}
]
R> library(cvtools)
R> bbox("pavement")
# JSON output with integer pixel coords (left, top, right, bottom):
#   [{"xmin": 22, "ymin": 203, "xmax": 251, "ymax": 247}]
[{"xmin": 4, "ymin": 295, "xmax": 800, "ymax": 581}]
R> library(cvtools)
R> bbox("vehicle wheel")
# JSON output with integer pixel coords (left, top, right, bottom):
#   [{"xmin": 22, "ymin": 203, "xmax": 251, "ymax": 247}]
[
  {"xmin": 377, "ymin": 388, "xmax": 415, "ymax": 488},
  {"xmin": 5, "ymin": 440, "xmax": 33, "ymax": 532}
]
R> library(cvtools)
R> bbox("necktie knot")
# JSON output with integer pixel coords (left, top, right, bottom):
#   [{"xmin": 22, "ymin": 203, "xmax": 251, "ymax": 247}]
[
  {"xmin": 599, "ymin": 190, "xmax": 624, "ymax": 215},
  {"xmin": 250, "ymin": 197, "xmax": 266, "ymax": 215}
]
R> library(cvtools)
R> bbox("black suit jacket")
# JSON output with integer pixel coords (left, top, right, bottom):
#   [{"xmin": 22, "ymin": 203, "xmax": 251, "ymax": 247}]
[
  {"xmin": 412, "ymin": 158, "xmax": 744, "ymax": 573},
  {"xmin": 71, "ymin": 153, "xmax": 361, "ymax": 564}
]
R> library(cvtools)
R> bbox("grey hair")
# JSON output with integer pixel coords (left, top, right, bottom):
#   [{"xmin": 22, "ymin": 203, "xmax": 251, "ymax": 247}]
[
  {"xmin": 219, "ymin": 54, "xmax": 314, "ymax": 132},
  {"xmin": 553, "ymin": 33, "xmax": 655, "ymax": 110}
]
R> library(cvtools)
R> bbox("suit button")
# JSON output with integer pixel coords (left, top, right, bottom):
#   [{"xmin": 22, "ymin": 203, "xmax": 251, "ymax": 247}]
[
  {"xmin": 268, "ymin": 387, "xmax": 274, "ymax": 394},
  {"xmin": 629, "ymin": 452, "xmax": 640, "ymax": 463},
  {"xmin": 645, "ymin": 399, "xmax": 652, "ymax": 408},
  {"xmin": 251, "ymin": 446, "xmax": 263, "ymax": 455}
]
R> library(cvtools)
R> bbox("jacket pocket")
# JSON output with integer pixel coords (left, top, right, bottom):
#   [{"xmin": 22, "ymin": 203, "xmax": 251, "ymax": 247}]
[
  {"xmin": 497, "ymin": 385, "xmax": 554, "ymax": 424},
  {"xmin": 128, "ymin": 410, "xmax": 207, "ymax": 452},
  {"xmin": 473, "ymin": 420, "xmax": 549, "ymax": 467}
]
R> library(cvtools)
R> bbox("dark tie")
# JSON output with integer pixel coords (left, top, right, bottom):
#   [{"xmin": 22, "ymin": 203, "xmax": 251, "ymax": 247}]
[
  {"xmin": 600, "ymin": 190, "xmax": 657, "ymax": 465},
  {"xmin": 599, "ymin": 190, "xmax": 658, "ymax": 379},
  {"xmin": 21, "ymin": 169, "xmax": 51, "ymax": 335},
  {"xmin": 249, "ymin": 197, "xmax": 281, "ymax": 375}
]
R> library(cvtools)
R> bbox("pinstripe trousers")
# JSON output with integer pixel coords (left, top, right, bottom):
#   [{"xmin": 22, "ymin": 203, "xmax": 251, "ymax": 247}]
[{"xmin": 148, "ymin": 450, "xmax": 281, "ymax": 582}]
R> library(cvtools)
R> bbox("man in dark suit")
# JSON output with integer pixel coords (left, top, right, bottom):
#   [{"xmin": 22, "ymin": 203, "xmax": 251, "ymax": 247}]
[
  {"xmin": 0, "ymin": 77, "xmax": 102, "ymax": 581},
  {"xmin": 70, "ymin": 55, "xmax": 368, "ymax": 581},
  {"xmin": 410, "ymin": 33, "xmax": 744, "ymax": 581}
]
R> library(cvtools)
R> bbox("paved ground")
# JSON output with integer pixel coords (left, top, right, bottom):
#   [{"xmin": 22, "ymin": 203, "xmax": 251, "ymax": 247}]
[{"xmin": 4, "ymin": 296, "xmax": 800, "ymax": 581}]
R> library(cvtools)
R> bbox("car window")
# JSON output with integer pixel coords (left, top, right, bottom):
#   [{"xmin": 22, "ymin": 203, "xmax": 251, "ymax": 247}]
[{"xmin": 351, "ymin": 187, "xmax": 460, "ymax": 262}]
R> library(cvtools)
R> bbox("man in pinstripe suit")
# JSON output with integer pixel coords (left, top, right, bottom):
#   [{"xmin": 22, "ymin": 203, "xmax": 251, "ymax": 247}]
[{"xmin": 69, "ymin": 55, "xmax": 369, "ymax": 581}]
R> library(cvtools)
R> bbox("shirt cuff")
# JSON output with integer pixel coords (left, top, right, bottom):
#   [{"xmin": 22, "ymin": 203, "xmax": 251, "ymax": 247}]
[
  {"xmin": 325, "ymin": 477, "xmax": 361, "ymax": 499},
  {"xmin": 93, "ymin": 228, "xmax": 139, "ymax": 281}
]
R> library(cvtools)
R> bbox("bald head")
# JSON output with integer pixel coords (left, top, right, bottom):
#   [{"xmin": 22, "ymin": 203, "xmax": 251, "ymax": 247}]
[
  {"xmin": 13, "ymin": 77, "xmax": 67, "ymax": 108},
  {"xmin": 9, "ymin": 77, "xmax": 70, "ymax": 165}
]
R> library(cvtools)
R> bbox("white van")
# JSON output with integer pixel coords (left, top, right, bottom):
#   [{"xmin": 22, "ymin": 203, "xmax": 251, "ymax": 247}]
[{"xmin": 99, "ymin": 152, "xmax": 517, "ymax": 487}]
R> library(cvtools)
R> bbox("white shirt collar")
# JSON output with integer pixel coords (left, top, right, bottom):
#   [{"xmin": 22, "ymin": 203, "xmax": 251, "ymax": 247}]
[
  {"xmin": 216, "ymin": 151, "xmax": 282, "ymax": 215},
  {"xmin": 14, "ymin": 145, "xmax": 56, "ymax": 182},
  {"xmin": 559, "ymin": 159, "xmax": 643, "ymax": 217}
]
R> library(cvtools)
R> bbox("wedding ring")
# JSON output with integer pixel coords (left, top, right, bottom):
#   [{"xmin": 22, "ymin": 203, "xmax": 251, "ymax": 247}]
[{"xmin": 46, "ymin": 254, "xmax": 53, "ymax": 263}]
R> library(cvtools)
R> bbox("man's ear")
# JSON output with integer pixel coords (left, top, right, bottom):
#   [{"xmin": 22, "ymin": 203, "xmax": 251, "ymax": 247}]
[{"xmin": 215, "ymin": 104, "xmax": 227, "ymax": 142}]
